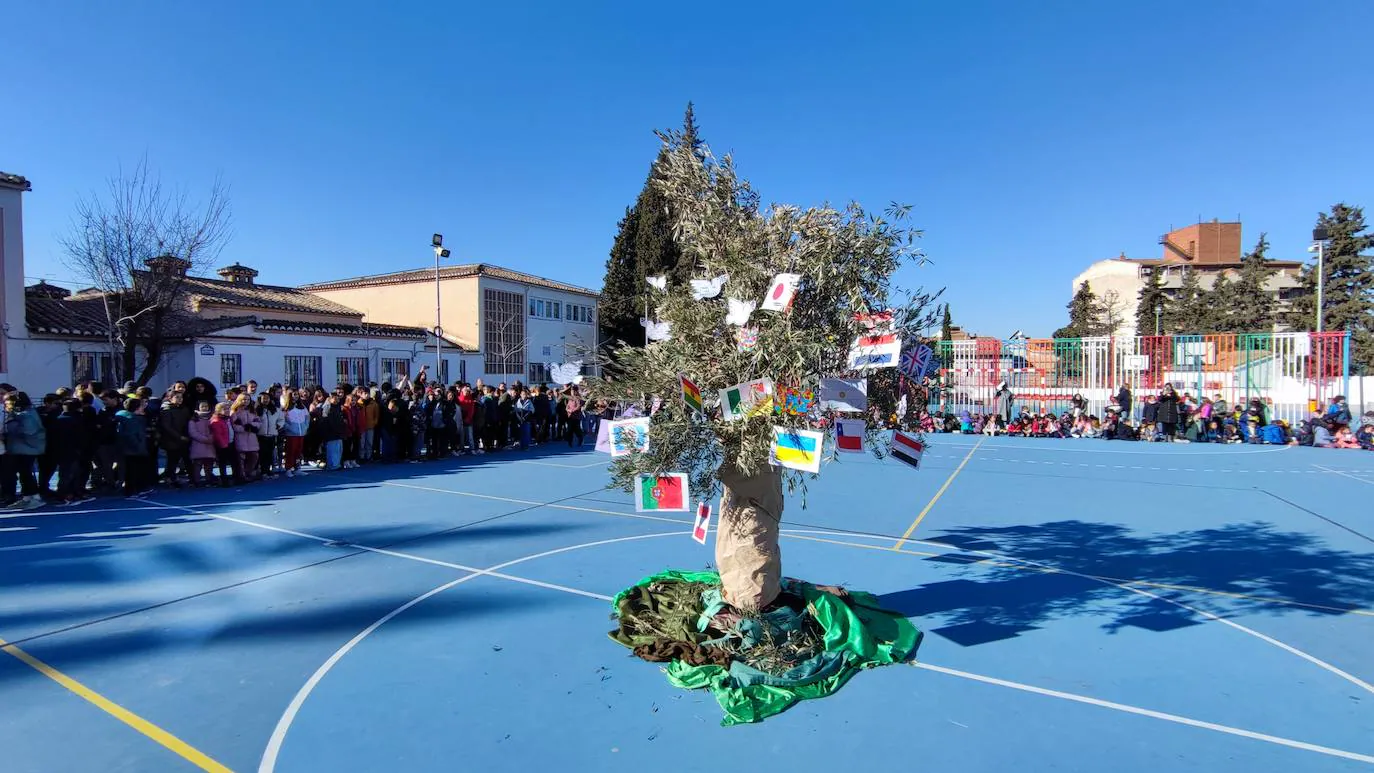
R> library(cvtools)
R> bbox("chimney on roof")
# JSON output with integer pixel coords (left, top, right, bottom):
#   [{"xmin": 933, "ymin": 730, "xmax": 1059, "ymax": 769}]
[
  {"xmin": 144, "ymin": 254, "xmax": 191, "ymax": 277},
  {"xmin": 217, "ymin": 262, "xmax": 259, "ymax": 285},
  {"xmin": 25, "ymin": 280, "xmax": 70, "ymax": 299}
]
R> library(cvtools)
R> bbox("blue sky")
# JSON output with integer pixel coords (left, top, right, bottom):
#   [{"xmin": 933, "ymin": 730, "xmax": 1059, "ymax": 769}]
[{"xmin": 5, "ymin": 2, "xmax": 1371, "ymax": 337}]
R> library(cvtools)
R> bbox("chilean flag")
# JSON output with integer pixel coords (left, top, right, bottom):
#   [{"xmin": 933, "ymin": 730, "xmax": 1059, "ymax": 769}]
[
  {"xmin": 835, "ymin": 419, "xmax": 866, "ymax": 453},
  {"xmin": 891, "ymin": 431, "xmax": 925, "ymax": 469}
]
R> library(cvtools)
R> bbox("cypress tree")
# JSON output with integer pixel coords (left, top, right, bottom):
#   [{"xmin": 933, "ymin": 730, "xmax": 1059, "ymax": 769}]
[
  {"xmin": 1285, "ymin": 204, "xmax": 1374, "ymax": 369},
  {"xmin": 1135, "ymin": 266, "xmax": 1169, "ymax": 336}
]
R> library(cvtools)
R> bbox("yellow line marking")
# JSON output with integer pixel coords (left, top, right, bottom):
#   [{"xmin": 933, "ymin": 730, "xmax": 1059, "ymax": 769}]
[
  {"xmin": 0, "ymin": 637, "xmax": 233, "ymax": 773},
  {"xmin": 893, "ymin": 438, "xmax": 983, "ymax": 550}
]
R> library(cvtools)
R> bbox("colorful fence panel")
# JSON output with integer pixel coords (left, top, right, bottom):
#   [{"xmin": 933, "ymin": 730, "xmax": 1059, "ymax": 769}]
[{"xmin": 933, "ymin": 331, "xmax": 1350, "ymax": 425}]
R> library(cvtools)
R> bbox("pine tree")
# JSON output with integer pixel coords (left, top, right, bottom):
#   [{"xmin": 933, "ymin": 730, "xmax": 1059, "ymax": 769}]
[
  {"xmin": 939, "ymin": 304, "xmax": 953, "ymax": 366},
  {"xmin": 598, "ymin": 104, "xmax": 705, "ymax": 346},
  {"xmin": 1168, "ymin": 268, "xmax": 1207, "ymax": 334},
  {"xmin": 1054, "ymin": 281, "xmax": 1101, "ymax": 338},
  {"xmin": 1226, "ymin": 233, "xmax": 1277, "ymax": 333},
  {"xmin": 1135, "ymin": 266, "xmax": 1169, "ymax": 337},
  {"xmin": 1205, "ymin": 273, "xmax": 1238, "ymax": 332},
  {"xmin": 1285, "ymin": 204, "xmax": 1374, "ymax": 368}
]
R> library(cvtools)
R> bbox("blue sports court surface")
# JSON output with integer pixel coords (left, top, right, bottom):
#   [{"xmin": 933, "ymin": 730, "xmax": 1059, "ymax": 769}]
[{"xmin": 2, "ymin": 436, "xmax": 1372, "ymax": 772}]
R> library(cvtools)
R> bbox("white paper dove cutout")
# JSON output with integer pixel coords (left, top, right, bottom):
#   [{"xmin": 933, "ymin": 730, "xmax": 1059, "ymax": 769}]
[
  {"xmin": 550, "ymin": 361, "xmax": 584, "ymax": 385},
  {"xmin": 646, "ymin": 275, "xmax": 667, "ymax": 291},
  {"xmin": 641, "ymin": 318, "xmax": 673, "ymax": 341},
  {"xmin": 725, "ymin": 297, "xmax": 757, "ymax": 326},
  {"xmin": 689, "ymin": 274, "xmax": 728, "ymax": 300}
]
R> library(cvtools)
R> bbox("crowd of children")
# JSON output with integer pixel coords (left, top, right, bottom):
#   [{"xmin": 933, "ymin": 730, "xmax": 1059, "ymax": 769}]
[
  {"xmin": 922, "ymin": 383, "xmax": 1371, "ymax": 449},
  {"xmin": 0, "ymin": 368, "xmax": 606, "ymax": 511}
]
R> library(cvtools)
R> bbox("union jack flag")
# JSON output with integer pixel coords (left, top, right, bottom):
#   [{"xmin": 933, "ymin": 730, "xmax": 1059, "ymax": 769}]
[{"xmin": 899, "ymin": 344, "xmax": 936, "ymax": 380}]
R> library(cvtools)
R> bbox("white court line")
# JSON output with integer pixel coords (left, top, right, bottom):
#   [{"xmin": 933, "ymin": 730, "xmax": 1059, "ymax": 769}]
[
  {"xmin": 1313, "ymin": 465, "xmax": 1374, "ymax": 486},
  {"xmin": 914, "ymin": 663, "xmax": 1374, "ymax": 765},
  {"xmin": 512, "ymin": 458, "xmax": 610, "ymax": 469},
  {"xmin": 933, "ymin": 441, "xmax": 1293, "ymax": 456}
]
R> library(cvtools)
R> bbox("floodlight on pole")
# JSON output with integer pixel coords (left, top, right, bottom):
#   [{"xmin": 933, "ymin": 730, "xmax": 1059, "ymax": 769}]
[
  {"xmin": 433, "ymin": 234, "xmax": 452, "ymax": 382},
  {"xmin": 1311, "ymin": 226, "xmax": 1328, "ymax": 335}
]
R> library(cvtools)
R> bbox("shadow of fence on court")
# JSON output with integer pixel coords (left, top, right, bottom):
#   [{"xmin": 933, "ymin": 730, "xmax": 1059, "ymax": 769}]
[{"xmin": 877, "ymin": 519, "xmax": 1374, "ymax": 647}]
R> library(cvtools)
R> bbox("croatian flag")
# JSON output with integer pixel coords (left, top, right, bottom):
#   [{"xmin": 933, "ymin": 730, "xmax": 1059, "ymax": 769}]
[
  {"xmin": 847, "ymin": 333, "xmax": 902, "ymax": 371},
  {"xmin": 835, "ymin": 419, "xmax": 866, "ymax": 453},
  {"xmin": 890, "ymin": 431, "xmax": 925, "ymax": 469}
]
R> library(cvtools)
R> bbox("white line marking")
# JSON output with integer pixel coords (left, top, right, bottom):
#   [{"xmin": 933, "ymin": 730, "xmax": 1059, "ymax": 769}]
[
  {"xmin": 381, "ymin": 481, "xmax": 685, "ymax": 526},
  {"xmin": 513, "ymin": 458, "xmax": 610, "ymax": 469},
  {"xmin": 1313, "ymin": 465, "xmax": 1374, "ymax": 486},
  {"xmin": 932, "ymin": 441, "xmax": 1293, "ymax": 456},
  {"xmin": 914, "ymin": 663, "xmax": 1374, "ymax": 765}
]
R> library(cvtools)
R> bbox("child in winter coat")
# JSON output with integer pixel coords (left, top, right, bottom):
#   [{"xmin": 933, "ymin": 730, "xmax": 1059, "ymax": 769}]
[
  {"xmin": 114, "ymin": 398, "xmax": 151, "ymax": 497},
  {"xmin": 282, "ymin": 399, "xmax": 309, "ymax": 475},
  {"xmin": 187, "ymin": 402, "xmax": 217, "ymax": 486},
  {"xmin": 1333, "ymin": 427, "xmax": 1361, "ymax": 449},
  {"xmin": 230, "ymin": 395, "xmax": 262, "ymax": 481},
  {"xmin": 210, "ymin": 402, "xmax": 239, "ymax": 485}
]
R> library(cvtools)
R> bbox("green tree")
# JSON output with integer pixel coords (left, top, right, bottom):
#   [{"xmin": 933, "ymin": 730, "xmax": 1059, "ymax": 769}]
[
  {"xmin": 1135, "ymin": 267, "xmax": 1170, "ymax": 336},
  {"xmin": 1285, "ymin": 203, "xmax": 1374, "ymax": 368},
  {"xmin": 1225, "ymin": 233, "xmax": 1278, "ymax": 333},
  {"xmin": 1205, "ymin": 273, "xmax": 1238, "ymax": 332},
  {"xmin": 1168, "ymin": 268, "xmax": 1207, "ymax": 334},
  {"xmin": 598, "ymin": 103, "xmax": 705, "ymax": 346},
  {"xmin": 1053, "ymin": 281, "xmax": 1102, "ymax": 338},
  {"xmin": 588, "ymin": 132, "xmax": 935, "ymax": 610},
  {"xmin": 939, "ymin": 303, "xmax": 953, "ymax": 366}
]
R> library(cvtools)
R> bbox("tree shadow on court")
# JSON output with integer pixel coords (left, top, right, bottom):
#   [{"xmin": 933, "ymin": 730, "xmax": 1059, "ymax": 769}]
[{"xmin": 877, "ymin": 519, "xmax": 1374, "ymax": 646}]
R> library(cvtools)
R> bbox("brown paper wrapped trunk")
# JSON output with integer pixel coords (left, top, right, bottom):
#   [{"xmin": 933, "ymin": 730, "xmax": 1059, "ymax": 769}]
[{"xmin": 714, "ymin": 465, "xmax": 784, "ymax": 610}]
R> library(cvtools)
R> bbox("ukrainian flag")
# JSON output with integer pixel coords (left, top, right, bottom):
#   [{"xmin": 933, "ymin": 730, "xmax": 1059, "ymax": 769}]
[{"xmin": 772, "ymin": 427, "xmax": 819, "ymax": 469}]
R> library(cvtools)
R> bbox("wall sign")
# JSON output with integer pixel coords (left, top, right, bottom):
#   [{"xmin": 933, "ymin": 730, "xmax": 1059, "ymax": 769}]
[{"xmin": 200, "ymin": 345, "xmax": 215, "ymax": 356}]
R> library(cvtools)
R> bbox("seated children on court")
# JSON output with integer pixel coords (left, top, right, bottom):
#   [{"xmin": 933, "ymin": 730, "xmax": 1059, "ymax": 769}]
[
  {"xmin": 1355, "ymin": 422, "xmax": 1374, "ymax": 450},
  {"xmin": 1333, "ymin": 426, "xmax": 1360, "ymax": 449}
]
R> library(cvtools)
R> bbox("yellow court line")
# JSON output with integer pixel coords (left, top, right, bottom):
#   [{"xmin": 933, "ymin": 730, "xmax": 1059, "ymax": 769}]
[
  {"xmin": 0, "ymin": 638, "xmax": 233, "ymax": 773},
  {"xmin": 892, "ymin": 438, "xmax": 984, "ymax": 550}
]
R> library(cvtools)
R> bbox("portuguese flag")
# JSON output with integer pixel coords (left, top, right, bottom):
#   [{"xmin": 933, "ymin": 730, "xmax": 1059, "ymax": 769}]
[{"xmin": 636, "ymin": 473, "xmax": 688, "ymax": 512}]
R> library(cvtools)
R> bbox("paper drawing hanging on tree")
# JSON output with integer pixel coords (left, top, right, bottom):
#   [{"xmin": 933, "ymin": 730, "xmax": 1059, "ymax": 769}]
[
  {"xmin": 594, "ymin": 420, "xmax": 613, "ymax": 454},
  {"xmin": 725, "ymin": 298, "xmax": 757, "ymax": 326},
  {"xmin": 690, "ymin": 274, "xmax": 728, "ymax": 300},
  {"xmin": 819, "ymin": 378, "xmax": 867, "ymax": 412},
  {"xmin": 847, "ymin": 331, "xmax": 902, "ymax": 370},
  {"xmin": 834, "ymin": 419, "xmax": 866, "ymax": 453},
  {"xmin": 645, "ymin": 275, "xmax": 667, "ymax": 291},
  {"xmin": 759, "ymin": 273, "xmax": 802, "ymax": 312},
  {"xmin": 692, "ymin": 502, "xmax": 712, "ymax": 545},
  {"xmin": 640, "ymin": 318, "xmax": 673, "ymax": 341},
  {"xmin": 855, "ymin": 310, "xmax": 895, "ymax": 333},
  {"xmin": 735, "ymin": 326, "xmax": 759, "ymax": 352},
  {"xmin": 770, "ymin": 426, "xmax": 824, "ymax": 474},
  {"xmin": 680, "ymin": 374, "xmax": 705, "ymax": 415},
  {"xmin": 719, "ymin": 378, "xmax": 774, "ymax": 422},
  {"xmin": 635, "ymin": 473, "xmax": 689, "ymax": 512},
  {"xmin": 608, "ymin": 417, "xmax": 651, "ymax": 457},
  {"xmin": 549, "ymin": 361, "xmax": 584, "ymax": 385},
  {"xmin": 898, "ymin": 344, "xmax": 937, "ymax": 380},
  {"xmin": 777, "ymin": 387, "xmax": 816, "ymax": 417},
  {"xmin": 890, "ymin": 431, "xmax": 925, "ymax": 469}
]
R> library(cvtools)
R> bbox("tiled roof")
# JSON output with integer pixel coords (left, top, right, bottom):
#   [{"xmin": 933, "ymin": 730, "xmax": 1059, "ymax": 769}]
[
  {"xmin": 133, "ymin": 271, "xmax": 363, "ymax": 316},
  {"xmin": 25, "ymin": 297, "xmax": 258, "ymax": 339},
  {"xmin": 256, "ymin": 318, "xmax": 435, "ymax": 341},
  {"xmin": 300, "ymin": 263, "xmax": 599, "ymax": 298},
  {"xmin": 0, "ymin": 172, "xmax": 32, "ymax": 191}
]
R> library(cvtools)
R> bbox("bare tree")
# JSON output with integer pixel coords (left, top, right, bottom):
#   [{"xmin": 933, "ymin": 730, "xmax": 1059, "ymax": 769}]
[
  {"xmin": 60, "ymin": 159, "xmax": 231, "ymax": 385},
  {"xmin": 1097, "ymin": 289, "xmax": 1127, "ymax": 337},
  {"xmin": 481, "ymin": 299, "xmax": 530, "ymax": 382}
]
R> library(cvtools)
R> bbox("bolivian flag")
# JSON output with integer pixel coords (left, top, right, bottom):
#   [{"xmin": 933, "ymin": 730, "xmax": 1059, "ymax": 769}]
[
  {"xmin": 770, "ymin": 426, "xmax": 824, "ymax": 474},
  {"xmin": 680, "ymin": 374, "xmax": 704, "ymax": 415}
]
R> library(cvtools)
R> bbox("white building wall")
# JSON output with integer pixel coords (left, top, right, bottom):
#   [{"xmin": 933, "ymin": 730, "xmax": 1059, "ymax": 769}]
[
  {"xmin": 1072, "ymin": 260, "xmax": 1146, "ymax": 338},
  {"xmin": 476, "ymin": 276, "xmax": 599, "ymax": 386},
  {"xmin": 183, "ymin": 329, "xmax": 447, "ymax": 392},
  {"xmin": 0, "ymin": 183, "xmax": 29, "ymax": 381}
]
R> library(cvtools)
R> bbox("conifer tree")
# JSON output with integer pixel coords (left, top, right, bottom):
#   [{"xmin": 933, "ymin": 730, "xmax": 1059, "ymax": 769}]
[
  {"xmin": 1135, "ymin": 266, "xmax": 1169, "ymax": 336},
  {"xmin": 1054, "ymin": 281, "xmax": 1102, "ymax": 338},
  {"xmin": 1285, "ymin": 204, "xmax": 1374, "ymax": 368},
  {"xmin": 1167, "ymin": 268, "xmax": 1207, "ymax": 334},
  {"xmin": 1225, "ymin": 233, "xmax": 1277, "ymax": 334}
]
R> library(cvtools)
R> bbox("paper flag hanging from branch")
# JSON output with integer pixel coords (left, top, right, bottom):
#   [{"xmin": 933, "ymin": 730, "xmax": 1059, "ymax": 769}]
[
  {"xmin": 680, "ymin": 374, "xmax": 704, "ymax": 415},
  {"xmin": 549, "ymin": 361, "xmax": 584, "ymax": 385},
  {"xmin": 608, "ymin": 417, "xmax": 651, "ymax": 457},
  {"xmin": 725, "ymin": 298, "xmax": 757, "ymax": 326},
  {"xmin": 835, "ymin": 418, "xmax": 866, "ymax": 453},
  {"xmin": 890, "ymin": 431, "xmax": 925, "ymax": 469},
  {"xmin": 770, "ymin": 426, "xmax": 824, "ymax": 474},
  {"xmin": 847, "ymin": 332, "xmax": 902, "ymax": 371},
  {"xmin": 819, "ymin": 378, "xmax": 868, "ymax": 412},
  {"xmin": 641, "ymin": 318, "xmax": 673, "ymax": 341},
  {"xmin": 636, "ymin": 473, "xmax": 689, "ymax": 512},
  {"xmin": 760, "ymin": 273, "xmax": 802, "ymax": 312},
  {"xmin": 594, "ymin": 420, "xmax": 612, "ymax": 453},
  {"xmin": 854, "ymin": 311, "xmax": 895, "ymax": 333},
  {"xmin": 692, "ymin": 502, "xmax": 712, "ymax": 544},
  {"xmin": 646, "ymin": 275, "xmax": 667, "ymax": 291},
  {"xmin": 690, "ymin": 274, "xmax": 728, "ymax": 300},
  {"xmin": 719, "ymin": 378, "xmax": 774, "ymax": 422},
  {"xmin": 899, "ymin": 344, "xmax": 937, "ymax": 380}
]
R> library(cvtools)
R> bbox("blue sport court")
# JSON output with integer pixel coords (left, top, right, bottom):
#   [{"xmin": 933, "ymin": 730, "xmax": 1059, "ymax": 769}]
[{"xmin": 2, "ymin": 437, "xmax": 1372, "ymax": 772}]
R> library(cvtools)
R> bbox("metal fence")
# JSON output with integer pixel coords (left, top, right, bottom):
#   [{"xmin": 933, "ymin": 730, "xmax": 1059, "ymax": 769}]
[{"xmin": 931, "ymin": 331, "xmax": 1354, "ymax": 425}]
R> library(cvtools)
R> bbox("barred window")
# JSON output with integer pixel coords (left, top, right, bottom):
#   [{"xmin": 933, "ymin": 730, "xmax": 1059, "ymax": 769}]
[
  {"xmin": 381, "ymin": 358, "xmax": 409, "ymax": 383},
  {"xmin": 528, "ymin": 362, "xmax": 550, "ymax": 385},
  {"xmin": 284, "ymin": 356, "xmax": 322, "ymax": 390},
  {"xmin": 484, "ymin": 289, "xmax": 526, "ymax": 375},
  {"xmin": 336, "ymin": 357, "xmax": 369, "ymax": 387},
  {"xmin": 71, "ymin": 352, "xmax": 114, "ymax": 388},
  {"xmin": 220, "ymin": 354, "xmax": 242, "ymax": 387}
]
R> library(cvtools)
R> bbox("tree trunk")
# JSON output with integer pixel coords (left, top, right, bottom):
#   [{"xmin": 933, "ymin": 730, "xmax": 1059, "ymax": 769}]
[{"xmin": 715, "ymin": 464, "xmax": 784, "ymax": 611}]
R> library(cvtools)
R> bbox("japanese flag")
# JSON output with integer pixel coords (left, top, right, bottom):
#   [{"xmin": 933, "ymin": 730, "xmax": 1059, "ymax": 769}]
[{"xmin": 760, "ymin": 273, "xmax": 802, "ymax": 312}]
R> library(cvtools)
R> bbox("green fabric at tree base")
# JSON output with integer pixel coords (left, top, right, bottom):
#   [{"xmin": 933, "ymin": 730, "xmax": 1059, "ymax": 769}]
[{"xmin": 609, "ymin": 570, "xmax": 923, "ymax": 726}]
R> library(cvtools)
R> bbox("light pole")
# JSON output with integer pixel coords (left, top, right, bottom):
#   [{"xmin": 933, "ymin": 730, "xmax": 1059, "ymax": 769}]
[
  {"xmin": 432, "ymin": 233, "xmax": 451, "ymax": 384},
  {"xmin": 1310, "ymin": 226, "xmax": 1328, "ymax": 334},
  {"xmin": 1154, "ymin": 302, "xmax": 1162, "ymax": 336}
]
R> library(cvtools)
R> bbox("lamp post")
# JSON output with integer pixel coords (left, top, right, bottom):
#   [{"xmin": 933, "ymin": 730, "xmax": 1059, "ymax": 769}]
[
  {"xmin": 432, "ymin": 233, "xmax": 451, "ymax": 384},
  {"xmin": 1154, "ymin": 302, "xmax": 1162, "ymax": 336},
  {"xmin": 1311, "ymin": 226, "xmax": 1328, "ymax": 334}
]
